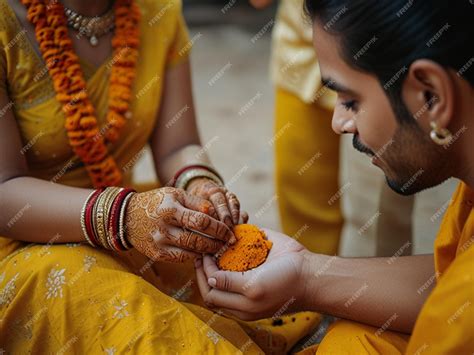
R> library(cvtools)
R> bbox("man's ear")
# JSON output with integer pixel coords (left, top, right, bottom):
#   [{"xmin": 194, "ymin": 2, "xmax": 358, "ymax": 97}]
[{"xmin": 401, "ymin": 59, "xmax": 455, "ymax": 133}]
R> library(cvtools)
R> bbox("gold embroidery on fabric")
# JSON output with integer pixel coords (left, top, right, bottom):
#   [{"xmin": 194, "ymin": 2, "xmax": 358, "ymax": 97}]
[
  {"xmin": 0, "ymin": 244, "xmax": 34, "ymax": 265},
  {"xmin": 0, "ymin": 1, "xmax": 56, "ymax": 109},
  {"xmin": 0, "ymin": 1, "xmax": 98, "ymax": 110}
]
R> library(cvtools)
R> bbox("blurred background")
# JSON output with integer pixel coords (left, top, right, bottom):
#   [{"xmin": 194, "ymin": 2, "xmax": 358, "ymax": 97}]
[{"xmin": 134, "ymin": 1, "xmax": 282, "ymax": 230}]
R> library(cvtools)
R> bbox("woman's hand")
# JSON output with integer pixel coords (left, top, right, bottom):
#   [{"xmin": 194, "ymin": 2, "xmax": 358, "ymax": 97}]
[
  {"xmin": 195, "ymin": 228, "xmax": 310, "ymax": 321},
  {"xmin": 186, "ymin": 178, "xmax": 249, "ymax": 228},
  {"xmin": 125, "ymin": 187, "xmax": 235, "ymax": 263}
]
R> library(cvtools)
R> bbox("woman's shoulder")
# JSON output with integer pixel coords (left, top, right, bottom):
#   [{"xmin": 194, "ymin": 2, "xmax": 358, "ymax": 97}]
[
  {"xmin": 0, "ymin": 0, "xmax": 24, "ymax": 79},
  {"xmin": 0, "ymin": 0, "xmax": 19, "ymax": 38},
  {"xmin": 135, "ymin": 0, "xmax": 183, "ymax": 17},
  {"xmin": 136, "ymin": 0, "xmax": 185, "ymax": 39}
]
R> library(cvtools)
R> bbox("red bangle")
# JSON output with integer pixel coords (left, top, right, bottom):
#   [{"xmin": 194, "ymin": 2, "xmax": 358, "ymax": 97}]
[
  {"xmin": 84, "ymin": 188, "xmax": 104, "ymax": 247},
  {"xmin": 108, "ymin": 188, "xmax": 135, "ymax": 251},
  {"xmin": 108, "ymin": 189, "xmax": 124, "ymax": 251}
]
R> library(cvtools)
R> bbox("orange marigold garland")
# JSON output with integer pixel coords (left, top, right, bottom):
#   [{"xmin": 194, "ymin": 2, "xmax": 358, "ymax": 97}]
[{"xmin": 21, "ymin": 0, "xmax": 141, "ymax": 188}]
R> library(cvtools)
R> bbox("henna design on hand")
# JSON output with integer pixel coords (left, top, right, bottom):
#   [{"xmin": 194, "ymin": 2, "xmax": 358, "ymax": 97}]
[
  {"xmin": 125, "ymin": 189, "xmax": 193, "ymax": 262},
  {"xmin": 180, "ymin": 209, "xmax": 211, "ymax": 232},
  {"xmin": 226, "ymin": 191, "xmax": 240, "ymax": 225},
  {"xmin": 125, "ymin": 187, "xmax": 234, "ymax": 263},
  {"xmin": 186, "ymin": 178, "xmax": 247, "ymax": 228},
  {"xmin": 175, "ymin": 229, "xmax": 223, "ymax": 254}
]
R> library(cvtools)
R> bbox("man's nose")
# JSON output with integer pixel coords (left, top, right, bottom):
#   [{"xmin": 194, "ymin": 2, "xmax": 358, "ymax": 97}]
[{"xmin": 332, "ymin": 114, "xmax": 356, "ymax": 134}]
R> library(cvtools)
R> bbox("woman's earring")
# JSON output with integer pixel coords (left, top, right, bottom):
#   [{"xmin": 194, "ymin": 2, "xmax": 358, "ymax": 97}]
[{"xmin": 430, "ymin": 121, "xmax": 453, "ymax": 145}]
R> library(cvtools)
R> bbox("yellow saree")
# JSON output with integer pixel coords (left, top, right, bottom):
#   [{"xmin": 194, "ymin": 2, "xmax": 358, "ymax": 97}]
[{"xmin": 0, "ymin": 0, "xmax": 319, "ymax": 353}]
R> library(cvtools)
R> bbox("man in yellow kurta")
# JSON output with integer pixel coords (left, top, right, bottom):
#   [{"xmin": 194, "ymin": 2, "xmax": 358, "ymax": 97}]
[
  {"xmin": 256, "ymin": 0, "xmax": 458, "ymax": 261},
  {"xmin": 196, "ymin": 0, "xmax": 474, "ymax": 353},
  {"xmin": 314, "ymin": 182, "xmax": 474, "ymax": 354}
]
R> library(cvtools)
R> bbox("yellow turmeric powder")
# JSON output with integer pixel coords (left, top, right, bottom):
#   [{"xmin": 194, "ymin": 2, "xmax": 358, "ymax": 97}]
[{"xmin": 218, "ymin": 224, "xmax": 273, "ymax": 272}]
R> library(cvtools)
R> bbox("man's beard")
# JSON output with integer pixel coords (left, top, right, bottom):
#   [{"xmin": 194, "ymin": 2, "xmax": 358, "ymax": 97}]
[
  {"xmin": 352, "ymin": 125, "xmax": 451, "ymax": 196},
  {"xmin": 352, "ymin": 134, "xmax": 375, "ymax": 157}
]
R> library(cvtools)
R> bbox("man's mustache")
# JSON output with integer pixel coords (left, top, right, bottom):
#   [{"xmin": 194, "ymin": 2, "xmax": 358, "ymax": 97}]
[{"xmin": 353, "ymin": 134, "xmax": 375, "ymax": 157}]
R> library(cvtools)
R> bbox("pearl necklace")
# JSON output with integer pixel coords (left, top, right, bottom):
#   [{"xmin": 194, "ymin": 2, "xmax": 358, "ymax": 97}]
[{"xmin": 64, "ymin": 5, "xmax": 115, "ymax": 46}]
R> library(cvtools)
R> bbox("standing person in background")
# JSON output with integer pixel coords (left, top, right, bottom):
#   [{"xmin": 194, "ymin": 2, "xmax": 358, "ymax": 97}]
[{"xmin": 252, "ymin": 0, "xmax": 343, "ymax": 255}]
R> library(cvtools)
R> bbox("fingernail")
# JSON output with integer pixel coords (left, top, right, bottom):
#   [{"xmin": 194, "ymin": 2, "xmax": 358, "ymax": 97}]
[
  {"xmin": 194, "ymin": 258, "xmax": 202, "ymax": 268},
  {"xmin": 208, "ymin": 278, "xmax": 217, "ymax": 287}
]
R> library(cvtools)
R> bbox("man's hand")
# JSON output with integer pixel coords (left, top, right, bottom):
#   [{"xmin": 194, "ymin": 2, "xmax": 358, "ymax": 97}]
[
  {"xmin": 196, "ymin": 226, "xmax": 435, "ymax": 333},
  {"xmin": 195, "ymin": 228, "xmax": 310, "ymax": 320}
]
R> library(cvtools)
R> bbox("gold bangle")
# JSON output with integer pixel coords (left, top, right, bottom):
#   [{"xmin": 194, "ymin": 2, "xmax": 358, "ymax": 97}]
[
  {"xmin": 104, "ymin": 187, "xmax": 122, "ymax": 249},
  {"xmin": 94, "ymin": 189, "xmax": 109, "ymax": 249},
  {"xmin": 96, "ymin": 187, "xmax": 120, "ymax": 249}
]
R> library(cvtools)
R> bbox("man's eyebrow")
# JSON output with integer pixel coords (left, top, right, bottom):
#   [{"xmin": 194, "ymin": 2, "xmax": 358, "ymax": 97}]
[{"xmin": 321, "ymin": 77, "xmax": 357, "ymax": 96}]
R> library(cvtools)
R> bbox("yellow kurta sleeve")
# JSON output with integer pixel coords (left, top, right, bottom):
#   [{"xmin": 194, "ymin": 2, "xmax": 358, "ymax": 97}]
[
  {"xmin": 305, "ymin": 183, "xmax": 473, "ymax": 355},
  {"xmin": 406, "ymin": 247, "xmax": 474, "ymax": 354},
  {"xmin": 407, "ymin": 182, "xmax": 474, "ymax": 353},
  {"xmin": 271, "ymin": 0, "xmax": 336, "ymax": 108},
  {"xmin": 166, "ymin": 1, "xmax": 191, "ymax": 69}
]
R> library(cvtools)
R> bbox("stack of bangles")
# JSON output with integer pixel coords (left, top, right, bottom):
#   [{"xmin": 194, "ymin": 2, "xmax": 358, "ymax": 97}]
[
  {"xmin": 80, "ymin": 187, "xmax": 136, "ymax": 251},
  {"xmin": 171, "ymin": 164, "xmax": 224, "ymax": 189}
]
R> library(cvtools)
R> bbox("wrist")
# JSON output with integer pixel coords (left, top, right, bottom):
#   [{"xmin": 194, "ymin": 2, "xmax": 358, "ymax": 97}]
[
  {"xmin": 185, "ymin": 177, "xmax": 210, "ymax": 192},
  {"xmin": 176, "ymin": 168, "xmax": 223, "ymax": 191},
  {"xmin": 81, "ymin": 187, "xmax": 135, "ymax": 251},
  {"xmin": 299, "ymin": 250, "xmax": 334, "ymax": 312}
]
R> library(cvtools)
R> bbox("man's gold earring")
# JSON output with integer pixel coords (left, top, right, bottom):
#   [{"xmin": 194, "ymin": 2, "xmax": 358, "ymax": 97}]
[{"xmin": 430, "ymin": 121, "xmax": 453, "ymax": 145}]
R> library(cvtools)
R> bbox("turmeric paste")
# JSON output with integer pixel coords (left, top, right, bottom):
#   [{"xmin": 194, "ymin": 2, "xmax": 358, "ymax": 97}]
[{"xmin": 218, "ymin": 224, "xmax": 273, "ymax": 272}]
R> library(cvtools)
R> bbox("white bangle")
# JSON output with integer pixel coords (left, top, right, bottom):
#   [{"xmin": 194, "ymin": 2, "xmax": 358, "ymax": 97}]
[{"xmin": 175, "ymin": 168, "xmax": 223, "ymax": 190}]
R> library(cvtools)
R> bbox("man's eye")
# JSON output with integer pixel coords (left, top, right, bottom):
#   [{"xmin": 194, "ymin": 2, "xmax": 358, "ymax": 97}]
[{"xmin": 341, "ymin": 100, "xmax": 357, "ymax": 112}]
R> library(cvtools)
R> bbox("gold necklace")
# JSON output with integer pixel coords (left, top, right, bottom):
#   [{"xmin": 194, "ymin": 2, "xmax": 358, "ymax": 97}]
[{"xmin": 64, "ymin": 5, "xmax": 115, "ymax": 46}]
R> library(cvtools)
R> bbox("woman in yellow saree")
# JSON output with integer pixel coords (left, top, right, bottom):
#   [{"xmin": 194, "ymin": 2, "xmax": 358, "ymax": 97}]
[{"xmin": 0, "ymin": 0, "xmax": 318, "ymax": 352}]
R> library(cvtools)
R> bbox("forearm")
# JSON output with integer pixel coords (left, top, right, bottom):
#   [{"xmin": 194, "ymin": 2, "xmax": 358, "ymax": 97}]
[
  {"xmin": 150, "ymin": 60, "xmax": 207, "ymax": 184},
  {"xmin": 302, "ymin": 252, "xmax": 435, "ymax": 333},
  {"xmin": 0, "ymin": 176, "xmax": 92, "ymax": 244}
]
